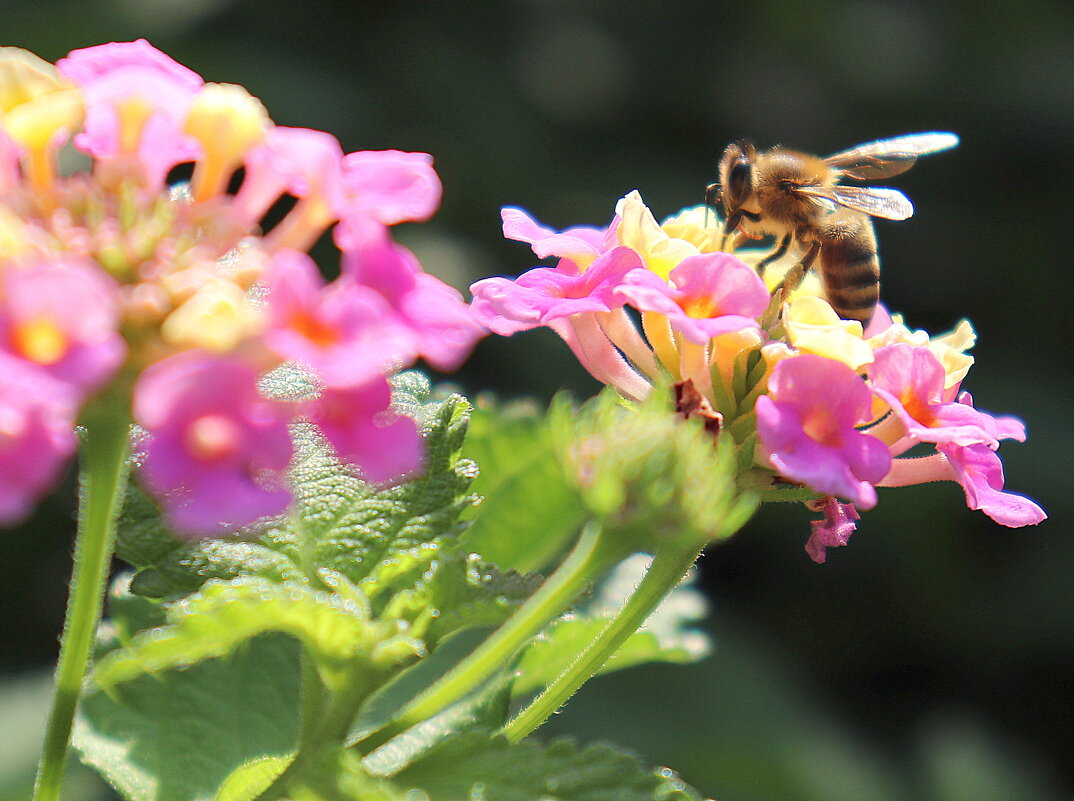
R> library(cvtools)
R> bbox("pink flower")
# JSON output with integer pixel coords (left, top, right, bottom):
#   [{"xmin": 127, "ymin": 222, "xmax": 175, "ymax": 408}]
[
  {"xmin": 0, "ymin": 354, "xmax": 78, "ymax": 525},
  {"xmin": 342, "ymin": 227, "xmax": 484, "ymax": 371},
  {"xmin": 469, "ymin": 246, "xmax": 642, "ymax": 336},
  {"xmin": 301, "ymin": 377, "xmax": 422, "ymax": 485},
  {"xmin": 339, "ymin": 150, "xmax": 442, "ymax": 225},
  {"xmin": 756, "ymin": 355, "xmax": 891, "ymax": 509},
  {"xmin": 614, "ymin": 253, "xmax": 768, "ymax": 344},
  {"xmin": 501, "ymin": 206, "xmax": 618, "ymax": 265},
  {"xmin": 0, "ymin": 258, "xmax": 126, "ymax": 397},
  {"xmin": 57, "ymin": 40, "xmax": 203, "ymax": 189},
  {"xmin": 133, "ymin": 351, "xmax": 294, "ymax": 537},
  {"xmin": 868, "ymin": 344, "xmax": 1004, "ymax": 448},
  {"xmin": 263, "ymin": 249, "xmax": 417, "ymax": 388},
  {"xmin": 804, "ymin": 498, "xmax": 860, "ymax": 564},
  {"xmin": 938, "ymin": 442, "xmax": 1046, "ymax": 527},
  {"xmin": 232, "ymin": 127, "xmax": 345, "ymax": 243}
]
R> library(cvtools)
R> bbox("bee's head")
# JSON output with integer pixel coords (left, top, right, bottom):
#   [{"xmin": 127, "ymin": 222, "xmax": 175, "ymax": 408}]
[{"xmin": 717, "ymin": 140, "xmax": 756, "ymax": 232}]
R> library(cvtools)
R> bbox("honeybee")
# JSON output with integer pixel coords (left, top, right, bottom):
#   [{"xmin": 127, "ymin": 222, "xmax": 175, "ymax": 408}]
[{"xmin": 709, "ymin": 132, "xmax": 959, "ymax": 323}]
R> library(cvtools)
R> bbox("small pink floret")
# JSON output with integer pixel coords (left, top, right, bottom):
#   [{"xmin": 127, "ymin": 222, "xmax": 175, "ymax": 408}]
[
  {"xmin": 133, "ymin": 351, "xmax": 294, "ymax": 537},
  {"xmin": 869, "ymin": 344, "xmax": 1004, "ymax": 448},
  {"xmin": 939, "ymin": 442, "xmax": 1047, "ymax": 527},
  {"xmin": 756, "ymin": 354, "xmax": 891, "ymax": 509},
  {"xmin": 804, "ymin": 498, "xmax": 861, "ymax": 564},
  {"xmin": 615, "ymin": 253, "xmax": 768, "ymax": 344},
  {"xmin": 469, "ymin": 246, "xmax": 641, "ymax": 336}
]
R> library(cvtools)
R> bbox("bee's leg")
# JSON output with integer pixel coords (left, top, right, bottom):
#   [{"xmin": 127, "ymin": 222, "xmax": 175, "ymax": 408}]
[
  {"xmin": 704, "ymin": 182, "xmax": 720, "ymax": 210},
  {"xmin": 753, "ymin": 233, "xmax": 792, "ymax": 275},
  {"xmin": 775, "ymin": 240, "xmax": 820, "ymax": 304}
]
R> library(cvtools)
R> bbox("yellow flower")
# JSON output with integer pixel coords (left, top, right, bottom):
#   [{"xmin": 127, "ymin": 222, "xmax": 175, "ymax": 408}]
[
  {"xmin": 615, "ymin": 190, "xmax": 699, "ymax": 279},
  {"xmin": 784, "ymin": 295, "xmax": 874, "ymax": 370}
]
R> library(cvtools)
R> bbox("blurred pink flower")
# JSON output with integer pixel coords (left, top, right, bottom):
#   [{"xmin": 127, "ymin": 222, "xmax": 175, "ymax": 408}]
[
  {"xmin": 133, "ymin": 351, "xmax": 294, "ymax": 536},
  {"xmin": 339, "ymin": 149, "xmax": 442, "ymax": 225},
  {"xmin": 302, "ymin": 377, "xmax": 423, "ymax": 485},
  {"xmin": 0, "ymin": 258, "xmax": 125, "ymax": 397},
  {"xmin": 342, "ymin": 226, "xmax": 484, "ymax": 371},
  {"xmin": 58, "ymin": 40, "xmax": 203, "ymax": 189},
  {"xmin": 262, "ymin": 249, "xmax": 417, "ymax": 389},
  {"xmin": 0, "ymin": 354, "xmax": 78, "ymax": 525}
]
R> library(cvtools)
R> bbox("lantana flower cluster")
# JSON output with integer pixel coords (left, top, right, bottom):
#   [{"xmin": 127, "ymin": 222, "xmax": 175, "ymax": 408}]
[
  {"xmin": 471, "ymin": 191, "xmax": 1045, "ymax": 561},
  {"xmin": 0, "ymin": 41, "xmax": 482, "ymax": 534}
]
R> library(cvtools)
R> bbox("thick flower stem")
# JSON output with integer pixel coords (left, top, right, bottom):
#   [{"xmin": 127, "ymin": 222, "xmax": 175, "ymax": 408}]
[
  {"xmin": 33, "ymin": 410, "xmax": 131, "ymax": 801},
  {"xmin": 250, "ymin": 664, "xmax": 382, "ymax": 801},
  {"xmin": 501, "ymin": 542, "xmax": 703, "ymax": 743},
  {"xmin": 359, "ymin": 522, "xmax": 614, "ymax": 755}
]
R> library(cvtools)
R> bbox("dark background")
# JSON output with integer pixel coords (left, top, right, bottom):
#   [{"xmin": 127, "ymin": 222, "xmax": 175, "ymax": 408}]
[{"xmin": 1, "ymin": 2, "xmax": 1071, "ymax": 800}]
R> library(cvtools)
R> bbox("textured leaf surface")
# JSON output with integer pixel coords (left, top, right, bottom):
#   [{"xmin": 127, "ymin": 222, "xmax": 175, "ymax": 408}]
[
  {"xmin": 74, "ymin": 634, "xmax": 301, "ymax": 801},
  {"xmin": 91, "ymin": 577, "xmax": 422, "ymax": 690},
  {"xmin": 394, "ymin": 734, "xmax": 704, "ymax": 801}
]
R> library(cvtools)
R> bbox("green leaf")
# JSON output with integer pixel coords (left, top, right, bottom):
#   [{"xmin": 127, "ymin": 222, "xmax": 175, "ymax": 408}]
[
  {"xmin": 213, "ymin": 756, "xmax": 291, "ymax": 801},
  {"xmin": 279, "ymin": 393, "xmax": 477, "ymax": 589},
  {"xmin": 91, "ymin": 576, "xmax": 423, "ymax": 691},
  {"xmin": 115, "ymin": 482, "xmax": 292, "ymax": 599},
  {"xmin": 459, "ymin": 401, "xmax": 586, "ymax": 573},
  {"xmin": 74, "ymin": 634, "xmax": 302, "ymax": 801},
  {"xmin": 512, "ymin": 554, "xmax": 711, "ymax": 697},
  {"xmin": 392, "ymin": 733, "xmax": 703, "ymax": 801},
  {"xmin": 380, "ymin": 552, "xmax": 540, "ymax": 647}
]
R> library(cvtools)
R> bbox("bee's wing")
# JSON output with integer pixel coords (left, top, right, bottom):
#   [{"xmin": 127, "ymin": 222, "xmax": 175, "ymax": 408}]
[
  {"xmin": 825, "ymin": 132, "xmax": 959, "ymax": 181},
  {"xmin": 830, "ymin": 186, "xmax": 915, "ymax": 220}
]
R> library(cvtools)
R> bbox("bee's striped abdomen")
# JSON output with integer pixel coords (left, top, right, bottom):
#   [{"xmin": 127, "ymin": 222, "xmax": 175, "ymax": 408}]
[{"xmin": 817, "ymin": 210, "xmax": 880, "ymax": 324}]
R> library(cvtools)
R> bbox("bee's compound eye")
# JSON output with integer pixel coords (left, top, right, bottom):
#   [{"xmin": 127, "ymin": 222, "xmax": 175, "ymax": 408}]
[{"xmin": 727, "ymin": 160, "xmax": 751, "ymax": 204}]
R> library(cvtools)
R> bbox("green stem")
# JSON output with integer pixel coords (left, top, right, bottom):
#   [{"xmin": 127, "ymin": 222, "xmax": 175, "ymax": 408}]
[
  {"xmin": 252, "ymin": 664, "xmax": 381, "ymax": 801},
  {"xmin": 501, "ymin": 542, "xmax": 703, "ymax": 742},
  {"xmin": 33, "ymin": 410, "xmax": 131, "ymax": 801},
  {"xmin": 360, "ymin": 522, "xmax": 613, "ymax": 754}
]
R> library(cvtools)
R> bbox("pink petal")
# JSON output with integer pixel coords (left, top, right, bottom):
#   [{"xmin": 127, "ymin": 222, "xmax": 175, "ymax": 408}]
[
  {"xmin": 304, "ymin": 378, "xmax": 423, "ymax": 485},
  {"xmin": 940, "ymin": 442, "xmax": 1047, "ymax": 527},
  {"xmin": 340, "ymin": 150, "xmax": 442, "ymax": 224}
]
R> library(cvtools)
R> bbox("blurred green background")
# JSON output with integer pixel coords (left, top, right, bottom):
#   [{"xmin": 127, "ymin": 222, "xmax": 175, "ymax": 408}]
[{"xmin": 1, "ymin": 2, "xmax": 1071, "ymax": 800}]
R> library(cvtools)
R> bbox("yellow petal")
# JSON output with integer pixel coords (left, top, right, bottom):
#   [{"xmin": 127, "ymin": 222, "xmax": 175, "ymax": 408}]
[
  {"xmin": 615, "ymin": 190, "xmax": 700, "ymax": 279},
  {"xmin": 660, "ymin": 204, "xmax": 721, "ymax": 252},
  {"xmin": 185, "ymin": 83, "xmax": 270, "ymax": 201},
  {"xmin": 0, "ymin": 48, "xmax": 65, "ymax": 114},
  {"xmin": 784, "ymin": 295, "xmax": 874, "ymax": 370},
  {"xmin": 160, "ymin": 279, "xmax": 261, "ymax": 351}
]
